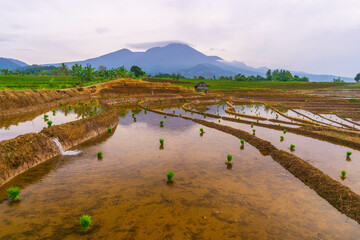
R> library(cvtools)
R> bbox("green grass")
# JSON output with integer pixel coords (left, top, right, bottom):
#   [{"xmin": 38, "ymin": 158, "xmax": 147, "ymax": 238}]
[
  {"xmin": 80, "ymin": 214, "xmax": 92, "ymax": 231},
  {"xmin": 166, "ymin": 171, "xmax": 175, "ymax": 181},
  {"xmin": 7, "ymin": 186, "xmax": 20, "ymax": 201},
  {"xmin": 0, "ymin": 75, "xmax": 113, "ymax": 90}
]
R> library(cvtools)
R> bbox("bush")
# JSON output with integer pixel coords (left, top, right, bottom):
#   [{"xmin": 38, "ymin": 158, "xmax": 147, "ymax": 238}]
[
  {"xmin": 80, "ymin": 214, "xmax": 92, "ymax": 231},
  {"xmin": 97, "ymin": 151, "xmax": 103, "ymax": 158},
  {"xmin": 7, "ymin": 186, "xmax": 20, "ymax": 201},
  {"xmin": 159, "ymin": 138, "xmax": 164, "ymax": 146},
  {"xmin": 167, "ymin": 171, "xmax": 175, "ymax": 181}
]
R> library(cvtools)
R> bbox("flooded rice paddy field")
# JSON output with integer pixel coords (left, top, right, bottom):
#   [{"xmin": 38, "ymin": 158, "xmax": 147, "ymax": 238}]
[
  {"xmin": 0, "ymin": 109, "xmax": 359, "ymax": 239},
  {"xmin": 293, "ymin": 109, "xmax": 344, "ymax": 127},
  {"xmin": 233, "ymin": 104, "xmax": 290, "ymax": 122},
  {"xmin": 0, "ymin": 104, "xmax": 104, "ymax": 141},
  {"xmin": 320, "ymin": 114, "xmax": 360, "ymax": 130},
  {"xmin": 189, "ymin": 108, "xmax": 360, "ymax": 194}
]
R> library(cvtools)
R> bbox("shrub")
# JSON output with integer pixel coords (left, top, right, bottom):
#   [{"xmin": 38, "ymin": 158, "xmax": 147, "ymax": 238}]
[
  {"xmin": 346, "ymin": 151, "xmax": 352, "ymax": 157},
  {"xmin": 97, "ymin": 151, "xmax": 103, "ymax": 158},
  {"xmin": 159, "ymin": 138, "xmax": 164, "ymax": 146},
  {"xmin": 290, "ymin": 144, "xmax": 295, "ymax": 150},
  {"xmin": 167, "ymin": 171, "xmax": 175, "ymax": 181},
  {"xmin": 341, "ymin": 170, "xmax": 347, "ymax": 178},
  {"xmin": 280, "ymin": 136, "xmax": 284, "ymax": 141},
  {"xmin": 47, "ymin": 120, "xmax": 52, "ymax": 127},
  {"xmin": 200, "ymin": 128, "xmax": 204, "ymax": 133},
  {"xmin": 107, "ymin": 128, "xmax": 112, "ymax": 133},
  {"xmin": 283, "ymin": 129, "xmax": 287, "ymax": 134},
  {"xmin": 7, "ymin": 186, "xmax": 20, "ymax": 201},
  {"xmin": 80, "ymin": 215, "xmax": 92, "ymax": 231},
  {"xmin": 160, "ymin": 120, "xmax": 164, "ymax": 126},
  {"xmin": 240, "ymin": 139, "xmax": 245, "ymax": 145},
  {"xmin": 227, "ymin": 154, "xmax": 233, "ymax": 163}
]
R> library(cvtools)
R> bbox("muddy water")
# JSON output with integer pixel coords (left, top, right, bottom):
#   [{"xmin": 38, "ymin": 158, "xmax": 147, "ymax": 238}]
[
  {"xmin": 0, "ymin": 104, "xmax": 103, "ymax": 141},
  {"xmin": 204, "ymin": 116, "xmax": 360, "ymax": 193},
  {"xmin": 294, "ymin": 109, "xmax": 344, "ymax": 127},
  {"xmin": 0, "ymin": 110, "xmax": 359, "ymax": 239}
]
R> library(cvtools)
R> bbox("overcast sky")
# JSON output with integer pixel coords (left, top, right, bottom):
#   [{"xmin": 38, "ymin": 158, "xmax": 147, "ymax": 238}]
[{"xmin": 1, "ymin": 0, "xmax": 359, "ymax": 77}]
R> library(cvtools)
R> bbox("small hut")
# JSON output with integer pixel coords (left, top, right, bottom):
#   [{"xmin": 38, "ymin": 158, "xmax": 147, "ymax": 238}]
[{"xmin": 194, "ymin": 82, "xmax": 209, "ymax": 93}]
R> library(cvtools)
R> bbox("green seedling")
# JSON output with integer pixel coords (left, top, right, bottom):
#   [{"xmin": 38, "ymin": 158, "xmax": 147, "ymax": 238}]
[
  {"xmin": 44, "ymin": 114, "xmax": 49, "ymax": 119},
  {"xmin": 204, "ymin": 114, "xmax": 206, "ymax": 118},
  {"xmin": 251, "ymin": 123, "xmax": 254, "ymax": 128},
  {"xmin": 290, "ymin": 144, "xmax": 295, "ymax": 150},
  {"xmin": 218, "ymin": 120, "xmax": 221, "ymax": 123},
  {"xmin": 97, "ymin": 151, "xmax": 103, "ymax": 158},
  {"xmin": 7, "ymin": 186, "xmax": 20, "ymax": 201},
  {"xmin": 252, "ymin": 129, "xmax": 256, "ymax": 134},
  {"xmin": 59, "ymin": 102, "xmax": 63, "ymax": 107},
  {"xmin": 78, "ymin": 99, "xmax": 81, "ymax": 104},
  {"xmin": 134, "ymin": 117, "xmax": 137, "ymax": 121},
  {"xmin": 346, "ymin": 151, "xmax": 352, "ymax": 157},
  {"xmin": 160, "ymin": 120, "xmax": 164, "ymax": 126},
  {"xmin": 164, "ymin": 115, "xmax": 167, "ymax": 118},
  {"xmin": 167, "ymin": 171, "xmax": 175, "ymax": 182},
  {"xmin": 68, "ymin": 105, "xmax": 72, "ymax": 109},
  {"xmin": 47, "ymin": 120, "xmax": 52, "ymax": 127},
  {"xmin": 200, "ymin": 128, "xmax": 204, "ymax": 133},
  {"xmin": 341, "ymin": 170, "xmax": 347, "ymax": 178},
  {"xmin": 227, "ymin": 154, "xmax": 233, "ymax": 164},
  {"xmin": 89, "ymin": 110, "xmax": 93, "ymax": 115},
  {"xmin": 280, "ymin": 136, "xmax": 284, "ymax": 141},
  {"xmin": 283, "ymin": 129, "xmax": 287, "ymax": 134},
  {"xmin": 240, "ymin": 139, "xmax": 245, "ymax": 145},
  {"xmin": 107, "ymin": 128, "xmax": 112, "ymax": 133},
  {"xmin": 159, "ymin": 138, "xmax": 164, "ymax": 146},
  {"xmin": 80, "ymin": 215, "xmax": 92, "ymax": 231}
]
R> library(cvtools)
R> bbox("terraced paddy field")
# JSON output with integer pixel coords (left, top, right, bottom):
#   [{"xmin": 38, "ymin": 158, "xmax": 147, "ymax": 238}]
[{"xmin": 1, "ymin": 79, "xmax": 360, "ymax": 239}]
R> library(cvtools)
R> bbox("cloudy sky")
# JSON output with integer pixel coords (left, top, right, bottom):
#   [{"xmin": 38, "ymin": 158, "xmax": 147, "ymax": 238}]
[{"xmin": 1, "ymin": 0, "xmax": 359, "ymax": 77}]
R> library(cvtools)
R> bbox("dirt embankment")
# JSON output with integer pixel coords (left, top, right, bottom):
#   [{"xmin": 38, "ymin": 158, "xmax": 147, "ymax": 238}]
[
  {"xmin": 0, "ymin": 107, "xmax": 119, "ymax": 187},
  {"xmin": 0, "ymin": 78, "xmax": 201, "ymax": 118}
]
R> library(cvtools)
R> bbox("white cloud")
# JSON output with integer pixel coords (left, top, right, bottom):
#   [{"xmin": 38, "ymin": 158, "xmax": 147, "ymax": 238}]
[{"xmin": 0, "ymin": 0, "xmax": 359, "ymax": 76}]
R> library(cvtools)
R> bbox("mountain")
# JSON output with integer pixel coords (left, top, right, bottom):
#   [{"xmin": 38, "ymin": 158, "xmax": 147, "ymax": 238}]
[
  {"xmin": 0, "ymin": 57, "xmax": 28, "ymax": 70},
  {"xmin": 1, "ymin": 43, "xmax": 354, "ymax": 81}
]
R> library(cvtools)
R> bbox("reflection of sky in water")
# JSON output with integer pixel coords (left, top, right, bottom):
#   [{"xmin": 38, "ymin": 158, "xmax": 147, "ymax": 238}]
[
  {"xmin": 294, "ymin": 109, "xmax": 343, "ymax": 127},
  {"xmin": 0, "ymin": 105, "xmax": 102, "ymax": 141},
  {"xmin": 321, "ymin": 114, "xmax": 360, "ymax": 129},
  {"xmin": 234, "ymin": 104, "xmax": 290, "ymax": 121}
]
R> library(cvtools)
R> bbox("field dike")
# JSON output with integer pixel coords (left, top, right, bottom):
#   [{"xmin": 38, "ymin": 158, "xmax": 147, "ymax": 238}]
[
  {"xmin": 0, "ymin": 106, "xmax": 119, "ymax": 187},
  {"xmin": 139, "ymin": 100, "xmax": 360, "ymax": 223}
]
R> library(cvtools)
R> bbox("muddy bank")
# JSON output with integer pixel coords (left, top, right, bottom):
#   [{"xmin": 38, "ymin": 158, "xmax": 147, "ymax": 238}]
[
  {"xmin": 0, "ymin": 107, "xmax": 119, "ymax": 187},
  {"xmin": 189, "ymin": 118, "xmax": 360, "ymax": 224}
]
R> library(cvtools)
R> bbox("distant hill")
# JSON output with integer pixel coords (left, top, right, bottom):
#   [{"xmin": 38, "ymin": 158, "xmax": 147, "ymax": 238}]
[
  {"xmin": 0, "ymin": 57, "xmax": 28, "ymax": 70},
  {"xmin": 1, "ymin": 43, "xmax": 355, "ymax": 81}
]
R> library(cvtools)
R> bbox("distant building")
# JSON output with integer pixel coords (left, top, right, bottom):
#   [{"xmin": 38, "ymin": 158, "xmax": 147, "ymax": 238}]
[{"xmin": 194, "ymin": 82, "xmax": 209, "ymax": 93}]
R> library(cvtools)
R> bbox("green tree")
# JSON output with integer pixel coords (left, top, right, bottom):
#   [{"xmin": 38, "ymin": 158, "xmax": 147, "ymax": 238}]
[
  {"xmin": 266, "ymin": 69, "xmax": 272, "ymax": 80},
  {"xmin": 130, "ymin": 65, "xmax": 145, "ymax": 78},
  {"xmin": 58, "ymin": 63, "xmax": 69, "ymax": 76},
  {"xmin": 355, "ymin": 73, "xmax": 360, "ymax": 83}
]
